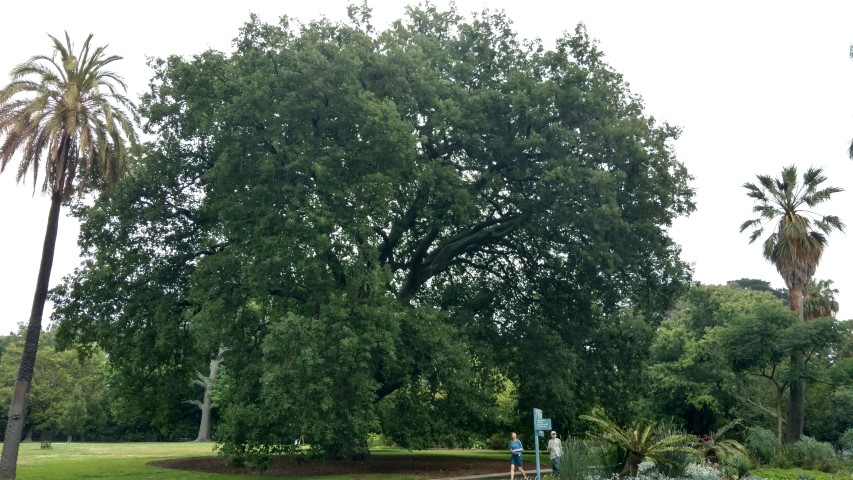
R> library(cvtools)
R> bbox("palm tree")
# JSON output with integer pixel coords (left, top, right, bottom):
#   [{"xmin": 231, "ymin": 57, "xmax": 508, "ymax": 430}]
[
  {"xmin": 804, "ymin": 278, "xmax": 839, "ymax": 320},
  {"xmin": 740, "ymin": 165, "xmax": 844, "ymax": 444},
  {"xmin": 0, "ymin": 33, "xmax": 137, "ymax": 478}
]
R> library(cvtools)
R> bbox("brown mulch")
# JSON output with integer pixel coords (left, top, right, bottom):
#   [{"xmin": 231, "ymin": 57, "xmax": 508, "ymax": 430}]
[{"xmin": 151, "ymin": 454, "xmax": 509, "ymax": 478}]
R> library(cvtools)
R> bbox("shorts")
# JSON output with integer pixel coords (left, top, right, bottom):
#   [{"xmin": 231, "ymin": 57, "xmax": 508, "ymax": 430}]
[{"xmin": 510, "ymin": 454, "xmax": 523, "ymax": 467}]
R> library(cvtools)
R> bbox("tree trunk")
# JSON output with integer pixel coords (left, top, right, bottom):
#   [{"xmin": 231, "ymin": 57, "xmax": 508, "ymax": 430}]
[
  {"xmin": 196, "ymin": 359, "xmax": 218, "ymax": 441},
  {"xmin": 623, "ymin": 451, "xmax": 644, "ymax": 476},
  {"xmin": 195, "ymin": 347, "xmax": 224, "ymax": 442},
  {"xmin": 775, "ymin": 387, "xmax": 783, "ymax": 442},
  {"xmin": 790, "ymin": 287, "xmax": 804, "ymax": 322},
  {"xmin": 785, "ymin": 286, "xmax": 805, "ymax": 444},
  {"xmin": 0, "ymin": 193, "xmax": 62, "ymax": 479},
  {"xmin": 787, "ymin": 352, "xmax": 805, "ymax": 443}
]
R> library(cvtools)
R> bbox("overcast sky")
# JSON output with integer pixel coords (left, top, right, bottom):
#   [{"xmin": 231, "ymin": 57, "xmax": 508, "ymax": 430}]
[{"xmin": 1, "ymin": 1, "xmax": 853, "ymax": 335}]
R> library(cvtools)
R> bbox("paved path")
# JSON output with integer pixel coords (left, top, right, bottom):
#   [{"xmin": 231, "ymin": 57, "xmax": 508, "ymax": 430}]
[{"xmin": 437, "ymin": 468, "xmax": 553, "ymax": 480}]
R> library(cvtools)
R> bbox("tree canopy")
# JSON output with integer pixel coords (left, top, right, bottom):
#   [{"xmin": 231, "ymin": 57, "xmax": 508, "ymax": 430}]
[{"xmin": 53, "ymin": 4, "xmax": 695, "ymax": 461}]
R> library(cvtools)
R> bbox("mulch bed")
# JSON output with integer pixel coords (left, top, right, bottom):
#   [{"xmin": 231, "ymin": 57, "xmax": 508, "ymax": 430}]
[{"xmin": 151, "ymin": 454, "xmax": 510, "ymax": 478}]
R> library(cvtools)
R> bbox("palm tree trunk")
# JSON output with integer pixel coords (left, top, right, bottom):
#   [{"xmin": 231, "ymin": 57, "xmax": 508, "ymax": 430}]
[
  {"xmin": 0, "ymin": 193, "xmax": 62, "ymax": 479},
  {"xmin": 791, "ymin": 287, "xmax": 804, "ymax": 322},
  {"xmin": 785, "ymin": 286, "xmax": 805, "ymax": 444},
  {"xmin": 787, "ymin": 352, "xmax": 805, "ymax": 443}
]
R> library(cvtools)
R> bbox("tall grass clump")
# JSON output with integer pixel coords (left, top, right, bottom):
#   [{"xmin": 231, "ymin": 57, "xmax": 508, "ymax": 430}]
[{"xmin": 557, "ymin": 436, "xmax": 610, "ymax": 480}]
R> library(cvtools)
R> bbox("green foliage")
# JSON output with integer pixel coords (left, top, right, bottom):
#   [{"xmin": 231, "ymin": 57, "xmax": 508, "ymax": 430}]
[
  {"xmin": 747, "ymin": 427, "xmax": 780, "ymax": 465},
  {"xmin": 752, "ymin": 468, "xmax": 853, "ymax": 480},
  {"xmin": 728, "ymin": 278, "xmax": 789, "ymax": 304},
  {"xmin": 367, "ymin": 433, "xmax": 397, "ymax": 449},
  {"xmin": 804, "ymin": 279, "xmax": 839, "ymax": 320},
  {"xmin": 700, "ymin": 420, "xmax": 749, "ymax": 468},
  {"xmin": 839, "ymin": 427, "xmax": 853, "ymax": 451},
  {"xmin": 556, "ymin": 436, "xmax": 610, "ymax": 480},
  {"xmin": 55, "ymin": 3, "xmax": 695, "ymax": 463},
  {"xmin": 721, "ymin": 453, "xmax": 753, "ymax": 479},
  {"xmin": 580, "ymin": 410, "xmax": 700, "ymax": 475},
  {"xmin": 0, "ymin": 332, "xmax": 114, "ymax": 441},
  {"xmin": 646, "ymin": 283, "xmax": 790, "ymax": 434},
  {"xmin": 788, "ymin": 437, "xmax": 837, "ymax": 472},
  {"xmin": 748, "ymin": 428, "xmax": 838, "ymax": 472}
]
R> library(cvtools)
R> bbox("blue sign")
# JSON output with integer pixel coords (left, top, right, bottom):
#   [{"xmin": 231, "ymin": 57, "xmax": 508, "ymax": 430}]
[{"xmin": 534, "ymin": 418, "xmax": 552, "ymax": 431}]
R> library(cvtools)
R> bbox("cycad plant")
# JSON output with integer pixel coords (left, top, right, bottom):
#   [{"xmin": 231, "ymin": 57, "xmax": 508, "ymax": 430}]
[
  {"xmin": 580, "ymin": 411, "xmax": 700, "ymax": 476},
  {"xmin": 699, "ymin": 419, "xmax": 749, "ymax": 466}
]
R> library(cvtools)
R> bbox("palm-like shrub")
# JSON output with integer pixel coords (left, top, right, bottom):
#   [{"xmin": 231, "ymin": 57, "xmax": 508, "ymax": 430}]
[
  {"xmin": 580, "ymin": 412, "xmax": 700, "ymax": 475},
  {"xmin": 700, "ymin": 420, "xmax": 749, "ymax": 465}
]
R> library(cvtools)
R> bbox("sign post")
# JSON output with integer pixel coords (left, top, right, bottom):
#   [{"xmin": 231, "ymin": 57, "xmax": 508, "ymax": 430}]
[{"xmin": 532, "ymin": 409, "xmax": 552, "ymax": 480}]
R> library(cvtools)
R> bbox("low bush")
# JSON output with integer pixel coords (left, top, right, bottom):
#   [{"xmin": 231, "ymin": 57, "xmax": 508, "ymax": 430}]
[
  {"xmin": 746, "ymin": 427, "xmax": 779, "ymax": 465},
  {"xmin": 788, "ymin": 437, "xmax": 837, "ymax": 472},
  {"xmin": 722, "ymin": 453, "xmax": 752, "ymax": 478},
  {"xmin": 367, "ymin": 433, "xmax": 397, "ymax": 448},
  {"xmin": 556, "ymin": 436, "xmax": 610, "ymax": 480},
  {"xmin": 839, "ymin": 427, "xmax": 853, "ymax": 452}
]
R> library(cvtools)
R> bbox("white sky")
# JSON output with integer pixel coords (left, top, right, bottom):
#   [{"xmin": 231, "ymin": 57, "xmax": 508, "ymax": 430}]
[{"xmin": 1, "ymin": 1, "xmax": 853, "ymax": 335}]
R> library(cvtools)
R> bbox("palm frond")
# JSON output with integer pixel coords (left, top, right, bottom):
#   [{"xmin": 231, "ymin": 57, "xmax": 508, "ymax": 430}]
[{"xmin": 0, "ymin": 31, "xmax": 137, "ymax": 198}]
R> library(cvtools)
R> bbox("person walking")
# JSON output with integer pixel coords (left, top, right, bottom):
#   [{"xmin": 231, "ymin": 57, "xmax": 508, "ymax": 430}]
[
  {"xmin": 547, "ymin": 431, "xmax": 563, "ymax": 477},
  {"xmin": 508, "ymin": 432, "xmax": 529, "ymax": 480}
]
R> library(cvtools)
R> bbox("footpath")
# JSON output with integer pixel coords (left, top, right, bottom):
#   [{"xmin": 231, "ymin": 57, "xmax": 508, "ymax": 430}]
[{"xmin": 438, "ymin": 468, "xmax": 553, "ymax": 480}]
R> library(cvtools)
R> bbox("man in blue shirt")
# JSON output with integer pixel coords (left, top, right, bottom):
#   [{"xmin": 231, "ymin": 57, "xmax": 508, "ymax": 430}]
[{"xmin": 508, "ymin": 432, "xmax": 529, "ymax": 480}]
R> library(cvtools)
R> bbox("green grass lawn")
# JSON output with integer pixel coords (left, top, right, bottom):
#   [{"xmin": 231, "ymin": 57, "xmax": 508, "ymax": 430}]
[
  {"xmin": 24, "ymin": 442, "xmax": 847, "ymax": 480},
  {"xmin": 9, "ymin": 442, "xmax": 516, "ymax": 480},
  {"xmin": 10, "ymin": 441, "xmax": 240, "ymax": 480},
  {"xmin": 750, "ymin": 468, "xmax": 853, "ymax": 480}
]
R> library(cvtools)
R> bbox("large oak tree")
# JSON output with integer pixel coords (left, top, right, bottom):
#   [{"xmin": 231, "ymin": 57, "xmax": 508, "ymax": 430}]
[{"xmin": 54, "ymin": 5, "xmax": 694, "ymax": 462}]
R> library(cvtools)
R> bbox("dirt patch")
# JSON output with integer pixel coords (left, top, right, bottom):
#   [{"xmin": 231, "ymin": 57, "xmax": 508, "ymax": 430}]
[{"xmin": 151, "ymin": 454, "xmax": 509, "ymax": 478}]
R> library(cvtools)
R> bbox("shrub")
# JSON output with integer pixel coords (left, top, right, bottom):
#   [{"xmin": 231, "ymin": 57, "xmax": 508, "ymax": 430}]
[
  {"xmin": 653, "ymin": 449, "xmax": 697, "ymax": 478},
  {"xmin": 788, "ymin": 437, "xmax": 837, "ymax": 472},
  {"xmin": 722, "ymin": 453, "xmax": 752, "ymax": 479},
  {"xmin": 769, "ymin": 443, "xmax": 794, "ymax": 469},
  {"xmin": 557, "ymin": 436, "xmax": 610, "ymax": 480},
  {"xmin": 746, "ymin": 427, "xmax": 779, "ymax": 465},
  {"xmin": 366, "ymin": 433, "xmax": 396, "ymax": 448},
  {"xmin": 485, "ymin": 433, "xmax": 507, "ymax": 450},
  {"xmin": 683, "ymin": 462, "xmax": 724, "ymax": 480},
  {"xmin": 839, "ymin": 427, "xmax": 853, "ymax": 452},
  {"xmin": 580, "ymin": 411, "xmax": 699, "ymax": 476}
]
